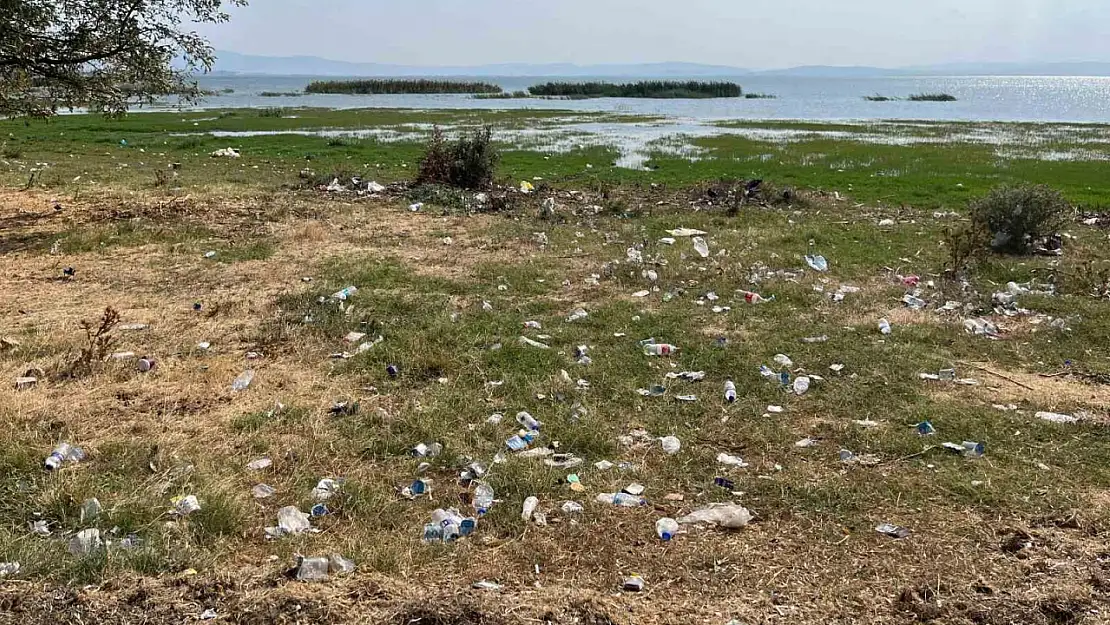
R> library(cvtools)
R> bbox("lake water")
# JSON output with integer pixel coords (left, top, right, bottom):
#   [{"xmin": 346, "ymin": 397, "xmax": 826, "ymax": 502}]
[{"xmin": 191, "ymin": 74, "xmax": 1110, "ymax": 123}]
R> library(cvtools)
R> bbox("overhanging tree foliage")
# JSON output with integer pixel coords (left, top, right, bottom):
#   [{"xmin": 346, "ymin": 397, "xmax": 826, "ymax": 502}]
[{"xmin": 0, "ymin": 0, "xmax": 246, "ymax": 117}]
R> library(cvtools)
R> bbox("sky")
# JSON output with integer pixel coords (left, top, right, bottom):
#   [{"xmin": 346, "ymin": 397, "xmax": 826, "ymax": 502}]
[{"xmin": 198, "ymin": 0, "xmax": 1110, "ymax": 69}]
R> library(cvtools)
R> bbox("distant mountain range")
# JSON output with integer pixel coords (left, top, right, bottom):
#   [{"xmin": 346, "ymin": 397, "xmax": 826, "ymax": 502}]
[{"xmin": 211, "ymin": 51, "xmax": 1110, "ymax": 78}]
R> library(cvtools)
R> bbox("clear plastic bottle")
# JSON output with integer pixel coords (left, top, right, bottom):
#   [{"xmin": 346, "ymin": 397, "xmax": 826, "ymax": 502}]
[
  {"xmin": 44, "ymin": 443, "xmax": 84, "ymax": 471},
  {"xmin": 331, "ymin": 286, "xmax": 358, "ymax": 301},
  {"xmin": 643, "ymin": 343, "xmax": 678, "ymax": 356},
  {"xmin": 656, "ymin": 518, "xmax": 680, "ymax": 541},
  {"xmin": 879, "ymin": 319, "xmax": 892, "ymax": 335},
  {"xmin": 231, "ymin": 369, "xmax": 255, "ymax": 392},
  {"xmin": 692, "ymin": 237, "xmax": 710, "ymax": 258},
  {"xmin": 516, "ymin": 411, "xmax": 542, "ymax": 431},
  {"xmin": 473, "ymin": 482, "xmax": 495, "ymax": 515},
  {"xmin": 724, "ymin": 380, "xmax": 737, "ymax": 403}
]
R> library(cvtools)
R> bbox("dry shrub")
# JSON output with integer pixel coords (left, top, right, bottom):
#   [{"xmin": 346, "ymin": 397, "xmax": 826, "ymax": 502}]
[{"xmin": 971, "ymin": 184, "xmax": 1069, "ymax": 254}]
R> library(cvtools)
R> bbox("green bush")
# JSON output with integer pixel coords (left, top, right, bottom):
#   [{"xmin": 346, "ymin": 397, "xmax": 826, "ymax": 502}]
[
  {"xmin": 416, "ymin": 126, "xmax": 498, "ymax": 190},
  {"xmin": 970, "ymin": 184, "xmax": 1070, "ymax": 254}
]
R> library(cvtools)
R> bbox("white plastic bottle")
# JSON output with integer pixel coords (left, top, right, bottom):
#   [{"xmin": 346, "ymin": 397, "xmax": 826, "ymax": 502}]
[
  {"xmin": 521, "ymin": 496, "xmax": 539, "ymax": 521},
  {"xmin": 879, "ymin": 319, "xmax": 892, "ymax": 335},
  {"xmin": 431, "ymin": 509, "xmax": 461, "ymax": 542},
  {"xmin": 724, "ymin": 380, "xmax": 737, "ymax": 403},
  {"xmin": 656, "ymin": 518, "xmax": 680, "ymax": 541}
]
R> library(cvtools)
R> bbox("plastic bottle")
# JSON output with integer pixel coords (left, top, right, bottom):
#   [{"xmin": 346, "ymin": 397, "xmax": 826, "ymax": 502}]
[
  {"xmin": 473, "ymin": 482, "xmax": 495, "ymax": 515},
  {"xmin": 597, "ymin": 492, "xmax": 645, "ymax": 507},
  {"xmin": 231, "ymin": 369, "xmax": 255, "ymax": 392},
  {"xmin": 331, "ymin": 286, "xmax": 358, "ymax": 301},
  {"xmin": 431, "ymin": 509, "xmax": 461, "ymax": 542},
  {"xmin": 44, "ymin": 443, "xmax": 84, "ymax": 471},
  {"xmin": 879, "ymin": 319, "xmax": 892, "ymax": 335},
  {"xmin": 660, "ymin": 436, "xmax": 681, "ymax": 455},
  {"xmin": 516, "ymin": 411, "xmax": 542, "ymax": 431},
  {"xmin": 521, "ymin": 496, "xmax": 539, "ymax": 521},
  {"xmin": 692, "ymin": 237, "xmax": 710, "ymax": 258},
  {"xmin": 724, "ymin": 380, "xmax": 737, "ymax": 403},
  {"xmin": 656, "ymin": 518, "xmax": 680, "ymax": 541},
  {"xmin": 643, "ymin": 343, "xmax": 678, "ymax": 356}
]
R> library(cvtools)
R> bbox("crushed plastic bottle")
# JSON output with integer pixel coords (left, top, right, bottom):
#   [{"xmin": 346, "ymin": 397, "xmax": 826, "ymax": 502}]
[
  {"xmin": 521, "ymin": 496, "xmax": 539, "ymax": 521},
  {"xmin": 793, "ymin": 376, "xmax": 811, "ymax": 396},
  {"xmin": 596, "ymin": 492, "xmax": 646, "ymax": 507},
  {"xmin": 724, "ymin": 380, "xmax": 737, "ymax": 403},
  {"xmin": 656, "ymin": 518, "xmax": 680, "ymax": 541},
  {"xmin": 44, "ymin": 442, "xmax": 85, "ymax": 471},
  {"xmin": 566, "ymin": 308, "xmax": 589, "ymax": 322},
  {"xmin": 660, "ymin": 436, "xmax": 681, "ymax": 455},
  {"xmin": 68, "ymin": 528, "xmax": 102, "ymax": 556},
  {"xmin": 295, "ymin": 556, "xmax": 330, "ymax": 582},
  {"xmin": 879, "ymin": 319, "xmax": 892, "ymax": 335},
  {"xmin": 231, "ymin": 369, "xmax": 255, "ymax": 392},
  {"xmin": 677, "ymin": 503, "xmax": 753, "ymax": 528},
  {"xmin": 804, "ymin": 255, "xmax": 829, "ymax": 272},
  {"xmin": 902, "ymin": 294, "xmax": 927, "ymax": 310},
  {"xmin": 692, "ymin": 237, "xmax": 710, "ymax": 258}
]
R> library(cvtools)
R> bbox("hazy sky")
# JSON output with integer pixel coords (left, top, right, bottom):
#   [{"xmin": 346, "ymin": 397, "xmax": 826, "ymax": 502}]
[{"xmin": 200, "ymin": 0, "xmax": 1110, "ymax": 68}]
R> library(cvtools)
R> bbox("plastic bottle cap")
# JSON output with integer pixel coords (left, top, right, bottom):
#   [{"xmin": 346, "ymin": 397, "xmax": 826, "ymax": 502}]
[{"xmin": 661, "ymin": 533, "xmax": 673, "ymax": 541}]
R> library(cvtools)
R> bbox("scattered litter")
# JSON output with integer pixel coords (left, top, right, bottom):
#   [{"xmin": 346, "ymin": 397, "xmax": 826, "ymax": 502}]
[
  {"xmin": 409, "ymin": 202, "xmax": 423, "ymax": 212},
  {"xmin": 561, "ymin": 501, "xmax": 584, "ymax": 514},
  {"xmin": 631, "ymin": 290, "xmax": 650, "ymax": 298},
  {"xmin": 312, "ymin": 478, "xmax": 342, "ymax": 501},
  {"xmin": 1036, "ymin": 411, "xmax": 1079, "ymax": 424},
  {"xmin": 210, "ymin": 147, "xmax": 240, "ymax": 158},
  {"xmin": 269, "ymin": 506, "xmax": 311, "ymax": 537},
  {"xmin": 623, "ymin": 483, "xmax": 646, "ymax": 496},
  {"xmin": 14, "ymin": 376, "xmax": 37, "ymax": 390},
  {"xmin": 29, "ymin": 520, "xmax": 50, "ymax": 537},
  {"xmin": 724, "ymin": 380, "xmax": 737, "ymax": 402},
  {"xmin": 916, "ymin": 421, "xmax": 936, "ymax": 435},
  {"xmin": 566, "ymin": 308, "xmax": 589, "ymax": 322},
  {"xmin": 294, "ymin": 556, "xmax": 330, "ymax": 582},
  {"xmin": 247, "ymin": 458, "xmax": 272, "ymax": 471},
  {"xmin": 717, "ymin": 453, "xmax": 749, "ymax": 468},
  {"xmin": 802, "ymin": 335, "xmax": 829, "ymax": 343},
  {"xmin": 68, "ymin": 528, "xmax": 103, "ymax": 556},
  {"xmin": 767, "ymin": 405, "xmax": 784, "ymax": 414},
  {"xmin": 805, "ymin": 255, "xmax": 829, "ymax": 272},
  {"xmin": 795, "ymin": 438, "xmax": 817, "ymax": 448},
  {"xmin": 597, "ymin": 492, "xmax": 645, "ymax": 507},
  {"xmin": 839, "ymin": 450, "xmax": 881, "ymax": 466},
  {"xmin": 692, "ymin": 237, "xmax": 710, "ymax": 258},
  {"xmin": 666, "ymin": 228, "xmax": 706, "ymax": 237},
  {"xmin": 793, "ymin": 376, "xmax": 811, "ymax": 395},
  {"xmin": 943, "ymin": 441, "xmax": 985, "ymax": 457},
  {"xmin": 643, "ymin": 343, "xmax": 678, "ymax": 356},
  {"xmin": 473, "ymin": 580, "xmax": 502, "ymax": 591},
  {"xmin": 252, "ymin": 484, "xmax": 276, "ymax": 499},
  {"xmin": 80, "ymin": 498, "xmax": 101, "ymax": 523},
  {"xmin": 656, "ymin": 518, "xmax": 680, "ymax": 541},
  {"xmin": 666, "ymin": 371, "xmax": 706, "ymax": 381},
  {"xmin": 964, "ymin": 318, "xmax": 1001, "ymax": 338},
  {"xmin": 622, "ymin": 575, "xmax": 645, "ymax": 592},
  {"xmin": 660, "ymin": 436, "xmax": 682, "ymax": 454},
  {"xmin": 172, "ymin": 495, "xmax": 201, "ymax": 516},
  {"xmin": 520, "ymin": 181, "xmax": 534, "ymax": 193},
  {"xmin": 677, "ymin": 503, "xmax": 752, "ymax": 528},
  {"xmin": 773, "ymin": 354, "xmax": 793, "ymax": 368},
  {"xmin": 594, "ymin": 460, "xmax": 614, "ymax": 471},
  {"xmin": 231, "ymin": 369, "xmax": 255, "ymax": 392},
  {"xmin": 44, "ymin": 442, "xmax": 85, "ymax": 471},
  {"xmin": 879, "ymin": 319, "xmax": 892, "ymax": 335},
  {"xmin": 519, "ymin": 336, "xmax": 551, "ymax": 349},
  {"xmin": 876, "ymin": 523, "xmax": 912, "ymax": 539},
  {"xmin": 0, "ymin": 562, "xmax": 19, "ymax": 577}
]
